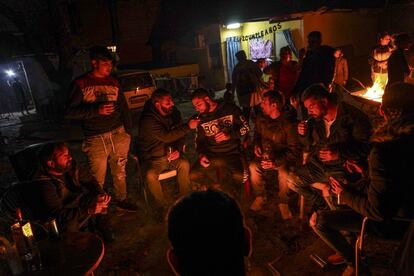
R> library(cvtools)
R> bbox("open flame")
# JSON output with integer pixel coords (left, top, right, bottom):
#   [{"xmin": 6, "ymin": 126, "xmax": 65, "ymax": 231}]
[{"xmin": 359, "ymin": 78, "xmax": 384, "ymax": 103}]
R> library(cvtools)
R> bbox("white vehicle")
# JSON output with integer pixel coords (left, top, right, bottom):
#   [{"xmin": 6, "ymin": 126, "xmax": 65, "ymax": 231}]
[{"xmin": 117, "ymin": 70, "xmax": 156, "ymax": 111}]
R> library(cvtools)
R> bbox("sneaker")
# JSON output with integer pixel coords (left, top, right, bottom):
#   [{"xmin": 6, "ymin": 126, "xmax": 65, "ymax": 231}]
[
  {"xmin": 117, "ymin": 200, "xmax": 139, "ymax": 212},
  {"xmin": 342, "ymin": 265, "xmax": 355, "ymax": 276},
  {"xmin": 278, "ymin": 203, "xmax": 293, "ymax": 220},
  {"xmin": 250, "ymin": 196, "xmax": 265, "ymax": 212},
  {"xmin": 327, "ymin": 253, "xmax": 346, "ymax": 266}
]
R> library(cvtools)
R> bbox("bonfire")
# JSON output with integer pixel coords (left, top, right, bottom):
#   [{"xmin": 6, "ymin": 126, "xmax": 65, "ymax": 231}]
[{"xmin": 360, "ymin": 79, "xmax": 384, "ymax": 103}]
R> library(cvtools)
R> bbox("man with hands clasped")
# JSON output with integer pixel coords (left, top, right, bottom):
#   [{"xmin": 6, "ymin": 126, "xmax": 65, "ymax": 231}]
[{"xmin": 248, "ymin": 91, "xmax": 301, "ymax": 219}]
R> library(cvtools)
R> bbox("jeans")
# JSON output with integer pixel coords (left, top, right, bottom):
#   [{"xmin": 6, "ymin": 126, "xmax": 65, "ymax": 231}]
[
  {"xmin": 287, "ymin": 160, "xmax": 346, "ymax": 209},
  {"xmin": 312, "ymin": 209, "xmax": 363, "ymax": 264},
  {"xmin": 190, "ymin": 154, "xmax": 243, "ymax": 199},
  {"xmin": 82, "ymin": 126, "xmax": 131, "ymax": 202},
  {"xmin": 249, "ymin": 159, "xmax": 290, "ymax": 204},
  {"xmin": 143, "ymin": 156, "xmax": 191, "ymax": 205}
]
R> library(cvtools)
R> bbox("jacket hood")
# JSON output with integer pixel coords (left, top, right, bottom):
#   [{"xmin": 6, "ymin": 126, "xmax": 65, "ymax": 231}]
[{"xmin": 371, "ymin": 114, "xmax": 414, "ymax": 142}]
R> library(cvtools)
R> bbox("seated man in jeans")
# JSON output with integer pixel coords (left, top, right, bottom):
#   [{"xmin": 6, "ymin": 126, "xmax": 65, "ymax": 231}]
[
  {"xmin": 25, "ymin": 142, "xmax": 110, "ymax": 237},
  {"xmin": 137, "ymin": 89, "xmax": 200, "ymax": 210},
  {"xmin": 249, "ymin": 90, "xmax": 302, "ymax": 219},
  {"xmin": 287, "ymin": 84, "xmax": 371, "ymax": 211},
  {"xmin": 312, "ymin": 83, "xmax": 414, "ymax": 276},
  {"xmin": 190, "ymin": 88, "xmax": 249, "ymax": 200}
]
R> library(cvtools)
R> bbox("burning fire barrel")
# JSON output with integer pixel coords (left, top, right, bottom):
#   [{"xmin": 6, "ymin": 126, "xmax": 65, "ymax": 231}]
[{"xmin": 339, "ymin": 78, "xmax": 384, "ymax": 127}]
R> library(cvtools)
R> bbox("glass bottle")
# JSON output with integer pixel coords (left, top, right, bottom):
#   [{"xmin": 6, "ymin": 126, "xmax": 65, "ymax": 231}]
[{"xmin": 10, "ymin": 208, "xmax": 42, "ymax": 272}]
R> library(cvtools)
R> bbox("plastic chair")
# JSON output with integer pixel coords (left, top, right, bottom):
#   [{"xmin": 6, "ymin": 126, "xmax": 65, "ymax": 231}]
[
  {"xmin": 132, "ymin": 154, "xmax": 177, "ymax": 214},
  {"xmin": 355, "ymin": 216, "xmax": 414, "ymax": 275}
]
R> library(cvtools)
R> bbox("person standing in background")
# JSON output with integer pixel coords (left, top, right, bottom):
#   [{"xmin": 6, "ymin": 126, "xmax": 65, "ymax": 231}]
[
  {"xmin": 331, "ymin": 48, "xmax": 349, "ymax": 92},
  {"xmin": 370, "ymin": 32, "xmax": 393, "ymax": 88}
]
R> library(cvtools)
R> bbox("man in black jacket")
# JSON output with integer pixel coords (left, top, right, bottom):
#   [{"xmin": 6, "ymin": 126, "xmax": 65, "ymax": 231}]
[
  {"xmin": 137, "ymin": 88, "xmax": 200, "ymax": 207},
  {"xmin": 25, "ymin": 142, "xmax": 110, "ymax": 234},
  {"xmin": 249, "ymin": 91, "xmax": 302, "ymax": 219},
  {"xmin": 312, "ymin": 83, "xmax": 414, "ymax": 276},
  {"xmin": 190, "ymin": 88, "xmax": 249, "ymax": 199},
  {"xmin": 287, "ymin": 84, "xmax": 371, "ymax": 211},
  {"xmin": 65, "ymin": 46, "xmax": 136, "ymax": 211}
]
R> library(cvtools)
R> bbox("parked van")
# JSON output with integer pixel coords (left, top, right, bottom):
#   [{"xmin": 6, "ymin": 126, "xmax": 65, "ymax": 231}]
[{"xmin": 116, "ymin": 70, "xmax": 156, "ymax": 111}]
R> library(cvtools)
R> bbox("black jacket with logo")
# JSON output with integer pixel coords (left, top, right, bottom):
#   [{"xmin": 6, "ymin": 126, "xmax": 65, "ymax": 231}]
[{"xmin": 196, "ymin": 102, "xmax": 249, "ymax": 157}]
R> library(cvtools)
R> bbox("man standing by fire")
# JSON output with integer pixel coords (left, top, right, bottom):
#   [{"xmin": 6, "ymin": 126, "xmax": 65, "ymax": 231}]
[
  {"xmin": 65, "ymin": 46, "xmax": 138, "ymax": 212},
  {"xmin": 190, "ymin": 88, "xmax": 249, "ymax": 200}
]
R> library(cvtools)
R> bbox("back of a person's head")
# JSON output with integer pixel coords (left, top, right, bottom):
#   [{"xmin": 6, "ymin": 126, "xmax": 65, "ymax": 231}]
[
  {"xmin": 168, "ymin": 190, "xmax": 247, "ymax": 275},
  {"xmin": 394, "ymin": 33, "xmax": 411, "ymax": 48},
  {"xmin": 301, "ymin": 84, "xmax": 330, "ymax": 103},
  {"xmin": 308, "ymin": 31, "xmax": 322, "ymax": 40},
  {"xmin": 235, "ymin": 50, "xmax": 247, "ymax": 61},
  {"xmin": 89, "ymin": 46, "xmax": 113, "ymax": 61},
  {"xmin": 191, "ymin": 88, "xmax": 211, "ymax": 100},
  {"xmin": 225, "ymin": 83, "xmax": 232, "ymax": 90}
]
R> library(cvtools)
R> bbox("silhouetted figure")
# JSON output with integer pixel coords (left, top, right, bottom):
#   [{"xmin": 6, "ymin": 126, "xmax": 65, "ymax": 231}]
[
  {"xmin": 12, "ymin": 78, "xmax": 30, "ymax": 116},
  {"xmin": 387, "ymin": 33, "xmax": 411, "ymax": 89},
  {"xmin": 231, "ymin": 50, "xmax": 263, "ymax": 121},
  {"xmin": 167, "ymin": 189, "xmax": 251, "ymax": 276}
]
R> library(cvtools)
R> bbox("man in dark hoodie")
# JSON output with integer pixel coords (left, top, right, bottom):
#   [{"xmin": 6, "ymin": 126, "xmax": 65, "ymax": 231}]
[
  {"xmin": 25, "ymin": 142, "xmax": 110, "ymax": 234},
  {"xmin": 311, "ymin": 82, "xmax": 414, "ymax": 276},
  {"xmin": 137, "ymin": 88, "xmax": 200, "ymax": 207},
  {"xmin": 190, "ymin": 88, "xmax": 249, "ymax": 199},
  {"xmin": 65, "ymin": 46, "xmax": 136, "ymax": 211}
]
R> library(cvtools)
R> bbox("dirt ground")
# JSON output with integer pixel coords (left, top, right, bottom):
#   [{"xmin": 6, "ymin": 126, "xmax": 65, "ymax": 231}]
[{"xmin": 0, "ymin": 96, "xmax": 399, "ymax": 275}]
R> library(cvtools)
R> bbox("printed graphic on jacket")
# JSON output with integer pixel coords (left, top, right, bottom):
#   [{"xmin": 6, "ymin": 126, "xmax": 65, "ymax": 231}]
[
  {"xmin": 82, "ymin": 85, "xmax": 119, "ymax": 103},
  {"xmin": 200, "ymin": 115, "xmax": 249, "ymax": 136}
]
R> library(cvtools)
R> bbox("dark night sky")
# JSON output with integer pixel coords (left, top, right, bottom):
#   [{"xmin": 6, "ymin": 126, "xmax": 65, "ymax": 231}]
[{"xmin": 149, "ymin": 0, "xmax": 387, "ymax": 43}]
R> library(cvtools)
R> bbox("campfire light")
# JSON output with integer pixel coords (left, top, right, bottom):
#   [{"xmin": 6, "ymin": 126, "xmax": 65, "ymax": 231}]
[{"xmin": 359, "ymin": 78, "xmax": 384, "ymax": 103}]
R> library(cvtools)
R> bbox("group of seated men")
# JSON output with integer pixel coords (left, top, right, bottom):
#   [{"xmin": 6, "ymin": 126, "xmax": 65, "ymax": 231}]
[
  {"xmin": 165, "ymin": 82, "xmax": 414, "ymax": 276},
  {"xmin": 15, "ymin": 44, "xmax": 414, "ymax": 276}
]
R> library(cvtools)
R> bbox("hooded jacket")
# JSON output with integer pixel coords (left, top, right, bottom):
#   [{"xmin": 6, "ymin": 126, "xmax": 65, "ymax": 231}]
[
  {"xmin": 137, "ymin": 100, "xmax": 190, "ymax": 160},
  {"xmin": 341, "ymin": 114, "xmax": 414, "ymax": 221}
]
